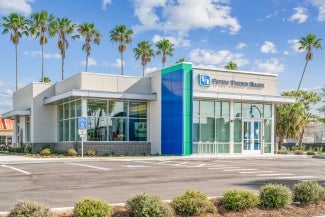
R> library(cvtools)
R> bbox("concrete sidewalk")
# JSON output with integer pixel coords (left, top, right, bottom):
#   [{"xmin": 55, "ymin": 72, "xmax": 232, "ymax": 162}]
[{"xmin": 0, "ymin": 153, "xmax": 315, "ymax": 164}]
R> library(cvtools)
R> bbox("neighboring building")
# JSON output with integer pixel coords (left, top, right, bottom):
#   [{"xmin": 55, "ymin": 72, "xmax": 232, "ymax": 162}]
[
  {"xmin": 0, "ymin": 117, "xmax": 13, "ymax": 147},
  {"xmin": 2, "ymin": 63, "xmax": 294, "ymax": 155}
]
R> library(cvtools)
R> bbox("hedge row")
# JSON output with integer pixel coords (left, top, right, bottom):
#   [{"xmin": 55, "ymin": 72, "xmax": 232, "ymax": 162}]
[{"xmin": 6, "ymin": 181, "xmax": 325, "ymax": 217}]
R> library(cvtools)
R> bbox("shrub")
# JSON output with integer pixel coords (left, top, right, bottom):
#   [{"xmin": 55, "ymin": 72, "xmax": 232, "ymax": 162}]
[
  {"xmin": 85, "ymin": 149, "xmax": 96, "ymax": 157},
  {"xmin": 316, "ymin": 146, "xmax": 323, "ymax": 154},
  {"xmin": 220, "ymin": 189, "xmax": 260, "ymax": 211},
  {"xmin": 74, "ymin": 198, "xmax": 112, "ymax": 217},
  {"xmin": 294, "ymin": 150, "xmax": 305, "ymax": 155},
  {"xmin": 260, "ymin": 183, "xmax": 292, "ymax": 209},
  {"xmin": 8, "ymin": 200, "xmax": 53, "ymax": 217},
  {"xmin": 40, "ymin": 148, "xmax": 52, "ymax": 156},
  {"xmin": 126, "ymin": 192, "xmax": 171, "ymax": 217},
  {"xmin": 306, "ymin": 150, "xmax": 316, "ymax": 155},
  {"xmin": 172, "ymin": 189, "xmax": 213, "ymax": 216},
  {"xmin": 293, "ymin": 181, "xmax": 325, "ymax": 204},
  {"xmin": 276, "ymin": 150, "xmax": 288, "ymax": 154},
  {"xmin": 65, "ymin": 148, "xmax": 78, "ymax": 156}
]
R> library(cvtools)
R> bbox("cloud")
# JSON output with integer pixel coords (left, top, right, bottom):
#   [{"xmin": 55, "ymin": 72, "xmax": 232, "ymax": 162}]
[
  {"xmin": 192, "ymin": 64, "xmax": 218, "ymax": 70},
  {"xmin": 261, "ymin": 41, "xmax": 277, "ymax": 54},
  {"xmin": 81, "ymin": 57, "xmax": 98, "ymax": 67},
  {"xmin": 23, "ymin": 51, "xmax": 61, "ymax": 59},
  {"xmin": 0, "ymin": 81, "xmax": 4, "ymax": 87},
  {"xmin": 102, "ymin": 0, "xmax": 112, "ymax": 10},
  {"xmin": 0, "ymin": 89, "xmax": 13, "ymax": 98},
  {"xmin": 289, "ymin": 7, "xmax": 308, "ymax": 23},
  {"xmin": 145, "ymin": 67, "xmax": 158, "ymax": 73},
  {"xmin": 253, "ymin": 58, "xmax": 285, "ymax": 73},
  {"xmin": 0, "ymin": 100, "xmax": 13, "ymax": 115},
  {"xmin": 0, "ymin": 0, "xmax": 33, "ymax": 15},
  {"xmin": 189, "ymin": 49, "xmax": 248, "ymax": 67},
  {"xmin": 310, "ymin": 0, "xmax": 325, "ymax": 21},
  {"xmin": 110, "ymin": 59, "xmax": 125, "ymax": 68},
  {"xmin": 133, "ymin": 0, "xmax": 241, "ymax": 34},
  {"xmin": 152, "ymin": 34, "xmax": 190, "ymax": 47},
  {"xmin": 288, "ymin": 39, "xmax": 304, "ymax": 53},
  {"xmin": 236, "ymin": 42, "xmax": 247, "ymax": 50}
]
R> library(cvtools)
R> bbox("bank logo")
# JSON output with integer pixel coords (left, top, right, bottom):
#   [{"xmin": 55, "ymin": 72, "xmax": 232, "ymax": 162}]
[{"xmin": 199, "ymin": 74, "xmax": 211, "ymax": 87}]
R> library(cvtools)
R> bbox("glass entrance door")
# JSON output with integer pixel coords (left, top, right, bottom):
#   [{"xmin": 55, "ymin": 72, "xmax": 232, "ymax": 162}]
[{"xmin": 243, "ymin": 120, "xmax": 262, "ymax": 154}]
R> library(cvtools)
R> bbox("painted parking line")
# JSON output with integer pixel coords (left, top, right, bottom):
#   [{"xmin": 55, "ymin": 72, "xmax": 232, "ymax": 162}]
[
  {"xmin": 66, "ymin": 162, "xmax": 111, "ymax": 171},
  {"xmin": 208, "ymin": 167, "xmax": 241, "ymax": 170},
  {"xmin": 239, "ymin": 170, "xmax": 274, "ymax": 174},
  {"xmin": 122, "ymin": 165, "xmax": 150, "ymax": 168},
  {"xmin": 257, "ymin": 173, "xmax": 294, "ymax": 177},
  {"xmin": 277, "ymin": 176, "xmax": 316, "ymax": 180},
  {"xmin": 223, "ymin": 168, "xmax": 257, "ymax": 172},
  {"xmin": 1, "ymin": 164, "xmax": 31, "ymax": 175}
]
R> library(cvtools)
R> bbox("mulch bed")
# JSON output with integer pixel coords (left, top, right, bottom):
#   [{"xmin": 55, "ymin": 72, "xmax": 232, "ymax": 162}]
[{"xmin": 55, "ymin": 200, "xmax": 325, "ymax": 217}]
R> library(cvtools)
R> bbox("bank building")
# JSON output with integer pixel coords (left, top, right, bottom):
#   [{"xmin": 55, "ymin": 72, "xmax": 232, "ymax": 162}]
[{"xmin": 2, "ymin": 63, "xmax": 294, "ymax": 155}]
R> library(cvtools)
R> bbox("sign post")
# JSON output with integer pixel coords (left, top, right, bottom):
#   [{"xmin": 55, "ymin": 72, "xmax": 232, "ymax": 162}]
[{"xmin": 78, "ymin": 116, "xmax": 87, "ymax": 158}]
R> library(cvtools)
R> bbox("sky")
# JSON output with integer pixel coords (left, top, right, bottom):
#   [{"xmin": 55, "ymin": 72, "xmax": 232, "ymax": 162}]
[{"xmin": 0, "ymin": 0, "xmax": 325, "ymax": 115}]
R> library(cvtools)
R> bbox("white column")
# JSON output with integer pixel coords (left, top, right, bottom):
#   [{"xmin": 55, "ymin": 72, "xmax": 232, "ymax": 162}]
[
  {"xmin": 81, "ymin": 98, "xmax": 88, "ymax": 142},
  {"xmin": 229, "ymin": 101, "xmax": 234, "ymax": 154},
  {"xmin": 271, "ymin": 103, "xmax": 275, "ymax": 154}
]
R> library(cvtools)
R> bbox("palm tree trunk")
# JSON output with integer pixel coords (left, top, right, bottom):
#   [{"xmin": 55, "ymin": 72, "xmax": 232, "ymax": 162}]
[
  {"xmin": 61, "ymin": 56, "xmax": 64, "ymax": 80},
  {"xmin": 296, "ymin": 60, "xmax": 309, "ymax": 95},
  {"xmin": 297, "ymin": 127, "xmax": 304, "ymax": 150},
  {"xmin": 162, "ymin": 55, "xmax": 166, "ymax": 68},
  {"xmin": 277, "ymin": 136, "xmax": 284, "ymax": 151},
  {"xmin": 15, "ymin": 43, "xmax": 18, "ymax": 91},
  {"xmin": 41, "ymin": 43, "xmax": 44, "ymax": 82},
  {"xmin": 121, "ymin": 52, "xmax": 124, "ymax": 75},
  {"xmin": 142, "ymin": 65, "xmax": 145, "ymax": 77},
  {"xmin": 85, "ymin": 53, "xmax": 89, "ymax": 72}
]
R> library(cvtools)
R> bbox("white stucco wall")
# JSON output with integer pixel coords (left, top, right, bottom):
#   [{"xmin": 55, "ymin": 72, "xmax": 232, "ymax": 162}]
[
  {"xmin": 32, "ymin": 85, "xmax": 57, "ymax": 143},
  {"xmin": 193, "ymin": 68, "xmax": 278, "ymax": 96},
  {"xmin": 147, "ymin": 70, "xmax": 162, "ymax": 154},
  {"xmin": 55, "ymin": 72, "xmax": 145, "ymax": 95}
]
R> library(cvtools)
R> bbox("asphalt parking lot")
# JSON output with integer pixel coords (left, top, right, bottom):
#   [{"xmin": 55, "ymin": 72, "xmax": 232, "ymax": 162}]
[{"xmin": 0, "ymin": 155, "xmax": 324, "ymax": 211}]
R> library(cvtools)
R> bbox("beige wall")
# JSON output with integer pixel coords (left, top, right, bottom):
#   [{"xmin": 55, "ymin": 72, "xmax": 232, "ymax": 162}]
[
  {"xmin": 32, "ymin": 85, "xmax": 57, "ymax": 143},
  {"xmin": 13, "ymin": 82, "xmax": 53, "ymax": 110},
  {"xmin": 147, "ymin": 70, "xmax": 162, "ymax": 154},
  {"xmin": 55, "ymin": 72, "xmax": 145, "ymax": 95},
  {"xmin": 193, "ymin": 68, "xmax": 278, "ymax": 96}
]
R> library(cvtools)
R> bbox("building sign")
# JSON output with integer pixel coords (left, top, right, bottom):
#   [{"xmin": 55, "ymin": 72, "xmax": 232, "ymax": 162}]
[
  {"xmin": 78, "ymin": 116, "xmax": 87, "ymax": 130},
  {"xmin": 198, "ymin": 74, "xmax": 265, "ymax": 88},
  {"xmin": 198, "ymin": 74, "xmax": 211, "ymax": 87}
]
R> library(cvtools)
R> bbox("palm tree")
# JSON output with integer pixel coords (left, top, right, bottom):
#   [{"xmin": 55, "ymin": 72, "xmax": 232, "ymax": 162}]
[
  {"xmin": 109, "ymin": 25, "xmax": 133, "ymax": 75},
  {"xmin": 30, "ymin": 10, "xmax": 55, "ymax": 82},
  {"xmin": 133, "ymin": 41, "xmax": 155, "ymax": 77},
  {"xmin": 224, "ymin": 61, "xmax": 238, "ymax": 70},
  {"xmin": 49, "ymin": 17, "xmax": 77, "ymax": 80},
  {"xmin": 40, "ymin": 76, "xmax": 51, "ymax": 82},
  {"xmin": 296, "ymin": 34, "xmax": 322, "ymax": 94},
  {"xmin": 155, "ymin": 38, "xmax": 174, "ymax": 68},
  {"xmin": 176, "ymin": 58, "xmax": 185, "ymax": 64},
  {"xmin": 1, "ymin": 13, "xmax": 30, "ymax": 90},
  {"xmin": 76, "ymin": 22, "xmax": 101, "ymax": 72}
]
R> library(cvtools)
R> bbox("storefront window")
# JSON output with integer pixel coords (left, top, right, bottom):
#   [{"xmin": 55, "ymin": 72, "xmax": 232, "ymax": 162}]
[
  {"xmin": 59, "ymin": 99, "xmax": 147, "ymax": 142},
  {"xmin": 26, "ymin": 116, "xmax": 30, "ymax": 142},
  {"xmin": 58, "ymin": 99, "xmax": 80, "ymax": 142},
  {"xmin": 200, "ymin": 117, "xmax": 215, "ymax": 141},
  {"xmin": 234, "ymin": 103, "xmax": 242, "ymax": 118},
  {"xmin": 194, "ymin": 101, "xmax": 273, "ymax": 154},
  {"xmin": 264, "ymin": 104, "xmax": 272, "ymax": 118}
]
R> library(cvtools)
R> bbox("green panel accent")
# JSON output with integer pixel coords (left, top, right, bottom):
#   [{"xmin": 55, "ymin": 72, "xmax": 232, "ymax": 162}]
[
  {"xmin": 182, "ymin": 65, "xmax": 193, "ymax": 155},
  {"xmin": 161, "ymin": 63, "xmax": 192, "ymax": 75}
]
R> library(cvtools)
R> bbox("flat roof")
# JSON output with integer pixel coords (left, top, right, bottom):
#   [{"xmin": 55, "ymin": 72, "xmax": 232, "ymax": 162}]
[
  {"xmin": 194, "ymin": 91, "xmax": 295, "ymax": 104},
  {"xmin": 2, "ymin": 109, "xmax": 31, "ymax": 119},
  {"xmin": 43, "ymin": 89, "xmax": 157, "ymax": 105}
]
